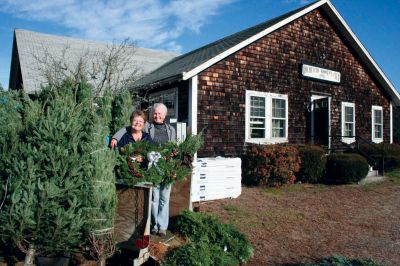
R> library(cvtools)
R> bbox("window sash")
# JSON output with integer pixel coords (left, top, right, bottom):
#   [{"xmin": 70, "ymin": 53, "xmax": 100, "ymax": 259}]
[
  {"xmin": 149, "ymin": 88, "xmax": 178, "ymax": 118},
  {"xmin": 372, "ymin": 106, "xmax": 383, "ymax": 141},
  {"xmin": 246, "ymin": 91, "xmax": 288, "ymax": 142},
  {"xmin": 341, "ymin": 102, "xmax": 355, "ymax": 141}
]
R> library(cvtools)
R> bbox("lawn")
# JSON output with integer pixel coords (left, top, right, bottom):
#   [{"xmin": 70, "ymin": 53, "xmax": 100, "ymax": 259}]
[{"xmin": 200, "ymin": 171, "xmax": 400, "ymax": 266}]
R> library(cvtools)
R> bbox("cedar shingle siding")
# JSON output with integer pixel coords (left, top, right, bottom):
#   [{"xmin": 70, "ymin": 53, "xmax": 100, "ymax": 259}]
[{"xmin": 197, "ymin": 10, "xmax": 391, "ymax": 157}]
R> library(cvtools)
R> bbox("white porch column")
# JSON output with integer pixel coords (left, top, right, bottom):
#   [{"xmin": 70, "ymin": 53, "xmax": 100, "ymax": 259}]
[
  {"xmin": 188, "ymin": 75, "xmax": 198, "ymax": 211},
  {"xmin": 188, "ymin": 75, "xmax": 198, "ymax": 135}
]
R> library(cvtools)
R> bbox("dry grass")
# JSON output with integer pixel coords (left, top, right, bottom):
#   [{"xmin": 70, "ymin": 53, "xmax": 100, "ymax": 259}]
[{"xmin": 201, "ymin": 170, "xmax": 400, "ymax": 266}]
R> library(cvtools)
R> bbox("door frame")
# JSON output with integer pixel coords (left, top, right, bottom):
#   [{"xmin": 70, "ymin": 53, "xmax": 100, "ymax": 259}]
[{"xmin": 311, "ymin": 95, "xmax": 331, "ymax": 149}]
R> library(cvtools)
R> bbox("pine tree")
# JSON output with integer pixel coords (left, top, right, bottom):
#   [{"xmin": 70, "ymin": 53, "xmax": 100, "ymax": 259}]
[
  {"xmin": 84, "ymin": 89, "xmax": 118, "ymax": 264},
  {"xmin": 110, "ymin": 89, "xmax": 133, "ymax": 135},
  {"xmin": 0, "ymin": 78, "xmax": 118, "ymax": 263}
]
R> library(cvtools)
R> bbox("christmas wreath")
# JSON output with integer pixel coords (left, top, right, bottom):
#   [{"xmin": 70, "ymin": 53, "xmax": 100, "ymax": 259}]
[{"xmin": 116, "ymin": 133, "xmax": 203, "ymax": 186}]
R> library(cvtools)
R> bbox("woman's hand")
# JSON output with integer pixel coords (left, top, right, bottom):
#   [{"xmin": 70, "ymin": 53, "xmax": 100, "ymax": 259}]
[{"xmin": 109, "ymin": 138, "xmax": 118, "ymax": 149}]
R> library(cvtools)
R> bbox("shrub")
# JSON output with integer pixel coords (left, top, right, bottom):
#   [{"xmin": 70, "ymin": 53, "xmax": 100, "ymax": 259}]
[
  {"xmin": 359, "ymin": 143, "xmax": 400, "ymax": 171},
  {"xmin": 243, "ymin": 144, "xmax": 300, "ymax": 187},
  {"xmin": 166, "ymin": 210, "xmax": 253, "ymax": 265},
  {"xmin": 297, "ymin": 145, "xmax": 326, "ymax": 183},
  {"xmin": 325, "ymin": 153, "xmax": 369, "ymax": 184},
  {"xmin": 303, "ymin": 255, "xmax": 385, "ymax": 266},
  {"xmin": 162, "ymin": 242, "xmax": 238, "ymax": 266}
]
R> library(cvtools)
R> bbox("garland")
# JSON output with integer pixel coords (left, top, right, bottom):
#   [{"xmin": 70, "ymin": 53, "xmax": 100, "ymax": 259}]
[{"xmin": 116, "ymin": 133, "xmax": 203, "ymax": 186}]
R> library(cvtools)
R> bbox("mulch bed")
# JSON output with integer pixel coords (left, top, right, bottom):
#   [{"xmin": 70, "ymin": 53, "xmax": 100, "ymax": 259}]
[{"xmin": 200, "ymin": 179, "xmax": 400, "ymax": 266}]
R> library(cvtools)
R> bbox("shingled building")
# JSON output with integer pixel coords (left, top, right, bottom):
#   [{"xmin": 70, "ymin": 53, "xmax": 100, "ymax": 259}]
[{"xmin": 133, "ymin": 0, "xmax": 400, "ymax": 157}]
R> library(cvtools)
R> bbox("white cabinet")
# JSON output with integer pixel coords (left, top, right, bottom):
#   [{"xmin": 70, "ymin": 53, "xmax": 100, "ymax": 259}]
[{"xmin": 191, "ymin": 157, "xmax": 242, "ymax": 202}]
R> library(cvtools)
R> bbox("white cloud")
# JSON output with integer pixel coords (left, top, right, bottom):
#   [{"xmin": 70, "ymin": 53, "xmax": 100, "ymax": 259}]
[
  {"xmin": 283, "ymin": 0, "xmax": 311, "ymax": 5},
  {"xmin": 0, "ymin": 0, "xmax": 235, "ymax": 52}
]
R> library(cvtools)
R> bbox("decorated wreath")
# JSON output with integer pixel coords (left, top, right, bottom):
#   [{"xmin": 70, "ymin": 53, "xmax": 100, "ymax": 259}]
[{"xmin": 116, "ymin": 133, "xmax": 203, "ymax": 186}]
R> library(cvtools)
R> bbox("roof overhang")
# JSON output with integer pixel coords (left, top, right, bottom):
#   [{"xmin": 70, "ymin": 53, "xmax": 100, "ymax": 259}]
[{"xmin": 134, "ymin": 73, "xmax": 183, "ymax": 91}]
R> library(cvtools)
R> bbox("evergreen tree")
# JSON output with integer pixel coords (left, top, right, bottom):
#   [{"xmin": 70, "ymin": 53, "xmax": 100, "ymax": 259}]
[
  {"xmin": 110, "ymin": 89, "xmax": 133, "ymax": 135},
  {"xmin": 85, "ymin": 89, "xmax": 118, "ymax": 264},
  {"xmin": 0, "ymin": 78, "xmax": 117, "ymax": 262}
]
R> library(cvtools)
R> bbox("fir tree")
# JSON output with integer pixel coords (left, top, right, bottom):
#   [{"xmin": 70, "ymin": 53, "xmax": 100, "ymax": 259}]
[
  {"xmin": 110, "ymin": 89, "xmax": 133, "ymax": 135},
  {"xmin": 0, "ymin": 78, "xmax": 118, "ymax": 263},
  {"xmin": 85, "ymin": 89, "xmax": 118, "ymax": 264}
]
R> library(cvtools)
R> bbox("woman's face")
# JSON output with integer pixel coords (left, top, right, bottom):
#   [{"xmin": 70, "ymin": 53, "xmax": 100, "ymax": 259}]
[
  {"xmin": 153, "ymin": 107, "xmax": 166, "ymax": 124},
  {"xmin": 131, "ymin": 115, "xmax": 145, "ymax": 132}
]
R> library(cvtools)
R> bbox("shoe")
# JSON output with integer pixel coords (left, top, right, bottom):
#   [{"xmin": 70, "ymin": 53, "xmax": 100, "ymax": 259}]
[
  {"xmin": 151, "ymin": 228, "xmax": 158, "ymax": 235},
  {"xmin": 158, "ymin": 229, "xmax": 167, "ymax": 236}
]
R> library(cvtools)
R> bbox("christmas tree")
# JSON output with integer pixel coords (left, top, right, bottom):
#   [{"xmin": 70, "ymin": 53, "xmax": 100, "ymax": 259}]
[{"xmin": 0, "ymin": 77, "xmax": 118, "ymax": 264}]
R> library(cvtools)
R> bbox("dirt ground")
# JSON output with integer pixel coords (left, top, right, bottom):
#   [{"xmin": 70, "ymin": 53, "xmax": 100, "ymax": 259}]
[{"xmin": 200, "ymin": 173, "xmax": 400, "ymax": 266}]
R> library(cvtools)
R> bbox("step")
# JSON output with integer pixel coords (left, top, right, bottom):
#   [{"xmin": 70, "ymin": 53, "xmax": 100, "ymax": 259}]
[
  {"xmin": 366, "ymin": 169, "xmax": 379, "ymax": 177},
  {"xmin": 358, "ymin": 174, "xmax": 385, "ymax": 185}
]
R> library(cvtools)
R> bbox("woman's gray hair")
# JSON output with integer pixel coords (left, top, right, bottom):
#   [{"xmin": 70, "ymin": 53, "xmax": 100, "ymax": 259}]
[{"xmin": 151, "ymin": 103, "xmax": 168, "ymax": 117}]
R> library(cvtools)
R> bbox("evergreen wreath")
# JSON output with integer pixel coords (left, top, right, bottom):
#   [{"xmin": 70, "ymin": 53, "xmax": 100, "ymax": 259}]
[{"xmin": 116, "ymin": 133, "xmax": 203, "ymax": 186}]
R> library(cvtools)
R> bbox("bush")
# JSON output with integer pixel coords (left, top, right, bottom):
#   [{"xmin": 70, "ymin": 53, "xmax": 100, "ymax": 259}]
[
  {"xmin": 359, "ymin": 143, "xmax": 400, "ymax": 171},
  {"xmin": 162, "ymin": 242, "xmax": 238, "ymax": 266},
  {"xmin": 243, "ymin": 144, "xmax": 300, "ymax": 187},
  {"xmin": 297, "ymin": 145, "xmax": 326, "ymax": 183},
  {"xmin": 325, "ymin": 153, "xmax": 369, "ymax": 184},
  {"xmin": 303, "ymin": 255, "xmax": 384, "ymax": 266},
  {"xmin": 165, "ymin": 210, "xmax": 253, "ymax": 266}
]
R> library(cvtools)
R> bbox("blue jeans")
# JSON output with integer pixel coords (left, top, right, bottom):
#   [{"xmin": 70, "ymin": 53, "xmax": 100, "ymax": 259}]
[{"xmin": 151, "ymin": 184, "xmax": 172, "ymax": 231}]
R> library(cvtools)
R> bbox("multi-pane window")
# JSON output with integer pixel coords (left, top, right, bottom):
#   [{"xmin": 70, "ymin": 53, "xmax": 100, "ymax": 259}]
[
  {"xmin": 249, "ymin": 96, "xmax": 266, "ymax": 138},
  {"xmin": 372, "ymin": 106, "xmax": 383, "ymax": 142},
  {"xmin": 246, "ymin": 90, "xmax": 288, "ymax": 143},
  {"xmin": 272, "ymin": 98, "xmax": 286, "ymax": 138},
  {"xmin": 148, "ymin": 88, "xmax": 178, "ymax": 118},
  {"xmin": 344, "ymin": 106, "xmax": 354, "ymax": 136},
  {"xmin": 341, "ymin": 102, "xmax": 355, "ymax": 143}
]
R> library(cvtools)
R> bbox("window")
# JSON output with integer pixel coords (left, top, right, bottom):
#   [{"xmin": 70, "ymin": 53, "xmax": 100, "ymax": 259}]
[
  {"xmin": 246, "ymin": 90, "xmax": 288, "ymax": 143},
  {"xmin": 272, "ymin": 98, "xmax": 286, "ymax": 138},
  {"xmin": 249, "ymin": 96, "xmax": 266, "ymax": 138},
  {"xmin": 148, "ymin": 88, "xmax": 178, "ymax": 119},
  {"xmin": 372, "ymin": 105, "xmax": 383, "ymax": 143},
  {"xmin": 341, "ymin": 102, "xmax": 355, "ymax": 143}
]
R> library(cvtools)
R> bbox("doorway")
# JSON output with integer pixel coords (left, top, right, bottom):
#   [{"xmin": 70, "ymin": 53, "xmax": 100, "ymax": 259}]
[{"xmin": 311, "ymin": 95, "xmax": 330, "ymax": 147}]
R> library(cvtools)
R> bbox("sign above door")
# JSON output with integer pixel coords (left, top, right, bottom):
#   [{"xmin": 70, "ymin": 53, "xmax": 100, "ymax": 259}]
[{"xmin": 301, "ymin": 63, "xmax": 341, "ymax": 84}]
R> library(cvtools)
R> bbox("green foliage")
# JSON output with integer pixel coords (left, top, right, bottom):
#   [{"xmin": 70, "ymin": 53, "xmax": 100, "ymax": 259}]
[
  {"xmin": 0, "ymin": 90, "xmax": 24, "ymax": 199},
  {"xmin": 297, "ymin": 145, "xmax": 326, "ymax": 183},
  {"xmin": 110, "ymin": 89, "xmax": 133, "ymax": 135},
  {"xmin": 177, "ymin": 133, "xmax": 204, "ymax": 156},
  {"xmin": 162, "ymin": 242, "xmax": 238, "ymax": 266},
  {"xmin": 243, "ymin": 144, "xmax": 300, "ymax": 187},
  {"xmin": 303, "ymin": 255, "xmax": 385, "ymax": 266},
  {"xmin": 116, "ymin": 133, "xmax": 203, "ymax": 186},
  {"xmin": 325, "ymin": 153, "xmax": 369, "ymax": 184},
  {"xmin": 0, "ymin": 77, "xmax": 117, "ymax": 257},
  {"xmin": 359, "ymin": 143, "xmax": 400, "ymax": 171},
  {"xmin": 165, "ymin": 210, "xmax": 253, "ymax": 266}
]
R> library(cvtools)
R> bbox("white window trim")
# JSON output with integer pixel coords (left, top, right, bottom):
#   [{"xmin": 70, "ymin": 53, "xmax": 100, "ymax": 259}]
[
  {"xmin": 390, "ymin": 103, "xmax": 393, "ymax": 144},
  {"xmin": 371, "ymin": 105, "xmax": 383, "ymax": 143},
  {"xmin": 341, "ymin": 102, "xmax": 355, "ymax": 144},
  {"xmin": 148, "ymin": 88, "xmax": 178, "ymax": 119},
  {"xmin": 245, "ymin": 90, "xmax": 288, "ymax": 144}
]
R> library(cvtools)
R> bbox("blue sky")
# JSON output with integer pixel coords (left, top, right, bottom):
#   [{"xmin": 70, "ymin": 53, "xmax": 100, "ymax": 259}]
[{"xmin": 0, "ymin": 0, "xmax": 399, "ymax": 92}]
